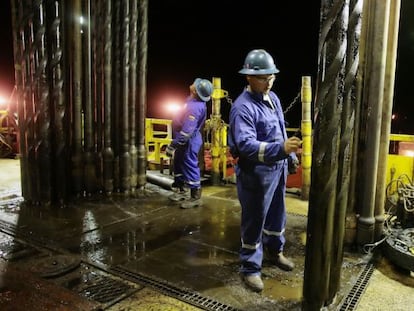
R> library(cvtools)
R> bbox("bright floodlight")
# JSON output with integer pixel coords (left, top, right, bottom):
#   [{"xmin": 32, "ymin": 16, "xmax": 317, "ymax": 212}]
[
  {"xmin": 0, "ymin": 96, "xmax": 7, "ymax": 108},
  {"xmin": 165, "ymin": 100, "xmax": 183, "ymax": 114}
]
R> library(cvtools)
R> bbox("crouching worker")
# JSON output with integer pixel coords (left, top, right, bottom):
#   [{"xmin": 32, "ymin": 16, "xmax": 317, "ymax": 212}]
[{"xmin": 166, "ymin": 78, "xmax": 213, "ymax": 209}]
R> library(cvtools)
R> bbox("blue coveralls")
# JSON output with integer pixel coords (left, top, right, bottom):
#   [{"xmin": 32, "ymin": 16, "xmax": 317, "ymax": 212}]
[
  {"xmin": 228, "ymin": 88, "xmax": 295, "ymax": 276},
  {"xmin": 171, "ymin": 97, "xmax": 206, "ymax": 189}
]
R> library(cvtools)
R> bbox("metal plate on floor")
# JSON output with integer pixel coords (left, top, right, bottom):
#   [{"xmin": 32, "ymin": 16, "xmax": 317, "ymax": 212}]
[
  {"xmin": 0, "ymin": 240, "xmax": 39, "ymax": 261},
  {"xmin": 383, "ymin": 228, "xmax": 414, "ymax": 271},
  {"xmin": 28, "ymin": 254, "xmax": 81, "ymax": 278}
]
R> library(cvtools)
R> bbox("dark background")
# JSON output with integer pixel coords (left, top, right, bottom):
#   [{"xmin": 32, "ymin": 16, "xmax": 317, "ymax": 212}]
[
  {"xmin": 0, "ymin": 2, "xmax": 14, "ymax": 100},
  {"xmin": 0, "ymin": 1, "xmax": 413, "ymax": 131},
  {"xmin": 145, "ymin": 1, "xmax": 320, "ymax": 126}
]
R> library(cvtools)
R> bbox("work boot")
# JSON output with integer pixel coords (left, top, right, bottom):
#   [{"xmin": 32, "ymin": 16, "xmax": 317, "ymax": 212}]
[
  {"xmin": 240, "ymin": 273, "xmax": 264, "ymax": 293},
  {"xmin": 180, "ymin": 188, "xmax": 202, "ymax": 209},
  {"xmin": 168, "ymin": 187, "xmax": 189, "ymax": 202},
  {"xmin": 269, "ymin": 251, "xmax": 295, "ymax": 271}
]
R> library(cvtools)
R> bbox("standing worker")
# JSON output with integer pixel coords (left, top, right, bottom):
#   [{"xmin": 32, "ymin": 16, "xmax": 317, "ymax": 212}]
[
  {"xmin": 228, "ymin": 49, "xmax": 301, "ymax": 292},
  {"xmin": 166, "ymin": 78, "xmax": 213, "ymax": 209}
]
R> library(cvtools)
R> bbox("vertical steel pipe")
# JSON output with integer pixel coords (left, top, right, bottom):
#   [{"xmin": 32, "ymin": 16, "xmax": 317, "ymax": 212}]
[
  {"xmin": 112, "ymin": 0, "xmax": 122, "ymax": 191},
  {"xmin": 83, "ymin": 0, "xmax": 96, "ymax": 194},
  {"xmin": 49, "ymin": 0, "xmax": 69, "ymax": 204},
  {"xmin": 10, "ymin": 0, "xmax": 149, "ymax": 203},
  {"xmin": 121, "ymin": 0, "xmax": 131, "ymax": 194},
  {"xmin": 27, "ymin": 1, "xmax": 39, "ymax": 203},
  {"xmin": 374, "ymin": 0, "xmax": 401, "ymax": 240},
  {"xmin": 103, "ymin": 0, "xmax": 114, "ymax": 195},
  {"xmin": 33, "ymin": 0, "xmax": 52, "ymax": 204},
  {"xmin": 93, "ymin": 0, "xmax": 104, "ymax": 191},
  {"xmin": 300, "ymin": 76, "xmax": 312, "ymax": 200},
  {"xmin": 11, "ymin": 0, "xmax": 28, "ymax": 199},
  {"xmin": 356, "ymin": 0, "xmax": 390, "ymax": 248},
  {"xmin": 71, "ymin": 0, "xmax": 84, "ymax": 195},
  {"xmin": 129, "ymin": 0, "xmax": 138, "ymax": 191},
  {"xmin": 329, "ymin": 0, "xmax": 362, "ymax": 299},
  {"xmin": 347, "ymin": 0, "xmax": 364, "ymax": 245},
  {"xmin": 303, "ymin": 0, "xmax": 349, "ymax": 309},
  {"xmin": 137, "ymin": 0, "xmax": 148, "ymax": 190}
]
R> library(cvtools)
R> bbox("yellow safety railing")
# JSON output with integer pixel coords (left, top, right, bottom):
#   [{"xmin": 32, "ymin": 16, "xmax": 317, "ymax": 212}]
[
  {"xmin": 145, "ymin": 118, "xmax": 172, "ymax": 166},
  {"xmin": 386, "ymin": 134, "xmax": 414, "ymax": 186}
]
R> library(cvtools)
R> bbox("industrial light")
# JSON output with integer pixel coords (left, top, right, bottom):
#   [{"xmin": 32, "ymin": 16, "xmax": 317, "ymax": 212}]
[
  {"xmin": 399, "ymin": 142, "xmax": 414, "ymax": 157},
  {"xmin": 0, "ymin": 95, "xmax": 7, "ymax": 108},
  {"xmin": 165, "ymin": 100, "xmax": 184, "ymax": 115}
]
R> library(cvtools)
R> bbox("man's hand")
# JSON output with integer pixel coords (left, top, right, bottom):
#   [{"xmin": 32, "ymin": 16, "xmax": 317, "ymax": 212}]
[
  {"xmin": 166, "ymin": 145, "xmax": 176, "ymax": 158},
  {"xmin": 284, "ymin": 136, "xmax": 302, "ymax": 154}
]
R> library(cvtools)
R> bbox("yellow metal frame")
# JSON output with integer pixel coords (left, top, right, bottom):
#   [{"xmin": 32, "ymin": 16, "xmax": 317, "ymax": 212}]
[
  {"xmin": 204, "ymin": 77, "xmax": 233, "ymax": 183},
  {"xmin": 386, "ymin": 134, "xmax": 414, "ymax": 186},
  {"xmin": 204, "ymin": 118, "xmax": 230, "ymax": 179},
  {"xmin": 145, "ymin": 118, "xmax": 172, "ymax": 165}
]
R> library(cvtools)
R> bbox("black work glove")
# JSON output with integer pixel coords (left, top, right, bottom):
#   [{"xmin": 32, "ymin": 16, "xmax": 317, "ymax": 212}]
[
  {"xmin": 166, "ymin": 145, "xmax": 176, "ymax": 158},
  {"xmin": 288, "ymin": 155, "xmax": 299, "ymax": 174}
]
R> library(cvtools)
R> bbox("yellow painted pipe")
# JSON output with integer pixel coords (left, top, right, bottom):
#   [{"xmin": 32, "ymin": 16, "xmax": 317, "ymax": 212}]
[
  {"xmin": 210, "ymin": 77, "xmax": 224, "ymax": 185},
  {"xmin": 221, "ymin": 124, "xmax": 228, "ymax": 178},
  {"xmin": 301, "ymin": 76, "xmax": 312, "ymax": 200}
]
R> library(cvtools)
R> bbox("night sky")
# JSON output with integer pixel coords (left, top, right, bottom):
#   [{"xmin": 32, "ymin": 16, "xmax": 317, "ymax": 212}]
[
  {"xmin": 0, "ymin": 1, "xmax": 413, "ymax": 132},
  {"xmin": 146, "ymin": 1, "xmax": 320, "ymax": 125},
  {"xmin": 0, "ymin": 1, "xmax": 14, "ymax": 98}
]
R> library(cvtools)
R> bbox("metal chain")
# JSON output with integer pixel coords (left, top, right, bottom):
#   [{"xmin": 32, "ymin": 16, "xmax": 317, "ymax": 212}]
[
  {"xmin": 225, "ymin": 92, "xmax": 300, "ymax": 115},
  {"xmin": 225, "ymin": 95, "xmax": 233, "ymax": 105},
  {"xmin": 283, "ymin": 91, "xmax": 301, "ymax": 114}
]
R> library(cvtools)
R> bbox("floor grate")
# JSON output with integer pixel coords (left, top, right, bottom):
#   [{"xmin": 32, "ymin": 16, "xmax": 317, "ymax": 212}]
[
  {"xmin": 337, "ymin": 263, "xmax": 374, "ymax": 311},
  {"xmin": 71, "ymin": 267, "xmax": 139, "ymax": 307},
  {"xmin": 110, "ymin": 265, "xmax": 241, "ymax": 311}
]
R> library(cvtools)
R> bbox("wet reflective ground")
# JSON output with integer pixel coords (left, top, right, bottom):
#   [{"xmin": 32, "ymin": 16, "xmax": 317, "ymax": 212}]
[{"xmin": 0, "ymin": 159, "xmax": 413, "ymax": 311}]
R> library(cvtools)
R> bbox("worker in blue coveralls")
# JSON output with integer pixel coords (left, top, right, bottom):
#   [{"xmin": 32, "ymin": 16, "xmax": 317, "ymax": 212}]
[
  {"xmin": 228, "ymin": 49, "xmax": 302, "ymax": 292},
  {"xmin": 166, "ymin": 78, "xmax": 213, "ymax": 209}
]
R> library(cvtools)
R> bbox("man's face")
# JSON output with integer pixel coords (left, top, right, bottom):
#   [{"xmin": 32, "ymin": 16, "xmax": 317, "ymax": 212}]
[{"xmin": 247, "ymin": 74, "xmax": 275, "ymax": 94}]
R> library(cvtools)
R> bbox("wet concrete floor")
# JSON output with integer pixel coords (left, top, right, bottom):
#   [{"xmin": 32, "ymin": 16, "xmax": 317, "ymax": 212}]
[{"xmin": 0, "ymin": 158, "xmax": 413, "ymax": 310}]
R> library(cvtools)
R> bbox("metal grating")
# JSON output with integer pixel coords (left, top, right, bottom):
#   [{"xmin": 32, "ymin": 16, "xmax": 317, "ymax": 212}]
[
  {"xmin": 0, "ymin": 220, "xmax": 138, "ymax": 309},
  {"xmin": 72, "ymin": 269, "xmax": 138, "ymax": 307},
  {"xmin": 110, "ymin": 265, "xmax": 241, "ymax": 311},
  {"xmin": 337, "ymin": 263, "xmax": 374, "ymax": 311}
]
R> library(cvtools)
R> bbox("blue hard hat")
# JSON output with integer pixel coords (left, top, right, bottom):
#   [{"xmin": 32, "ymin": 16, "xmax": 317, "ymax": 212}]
[
  {"xmin": 238, "ymin": 49, "xmax": 280, "ymax": 75},
  {"xmin": 194, "ymin": 78, "xmax": 213, "ymax": 102}
]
